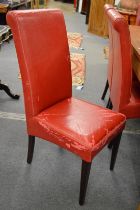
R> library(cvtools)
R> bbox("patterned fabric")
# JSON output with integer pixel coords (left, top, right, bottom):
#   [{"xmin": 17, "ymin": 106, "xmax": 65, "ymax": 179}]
[
  {"xmin": 67, "ymin": 32, "xmax": 83, "ymax": 49},
  {"xmin": 0, "ymin": 25, "xmax": 12, "ymax": 45},
  {"xmin": 71, "ymin": 53, "xmax": 86, "ymax": 86},
  {"xmin": 103, "ymin": 46, "xmax": 109, "ymax": 59}
]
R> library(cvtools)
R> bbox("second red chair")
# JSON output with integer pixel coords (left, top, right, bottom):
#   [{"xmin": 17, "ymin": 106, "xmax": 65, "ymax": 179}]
[{"xmin": 105, "ymin": 5, "xmax": 140, "ymax": 119}]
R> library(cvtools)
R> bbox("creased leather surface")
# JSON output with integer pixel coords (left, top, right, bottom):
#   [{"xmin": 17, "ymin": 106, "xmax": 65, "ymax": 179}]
[
  {"xmin": 105, "ymin": 5, "xmax": 140, "ymax": 118},
  {"xmin": 28, "ymin": 98, "xmax": 126, "ymax": 162},
  {"xmin": 7, "ymin": 9, "xmax": 126, "ymax": 162},
  {"xmin": 7, "ymin": 9, "xmax": 72, "ymax": 118}
]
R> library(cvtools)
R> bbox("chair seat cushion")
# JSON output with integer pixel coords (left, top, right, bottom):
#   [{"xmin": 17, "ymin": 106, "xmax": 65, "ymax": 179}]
[{"xmin": 29, "ymin": 97, "xmax": 126, "ymax": 162}]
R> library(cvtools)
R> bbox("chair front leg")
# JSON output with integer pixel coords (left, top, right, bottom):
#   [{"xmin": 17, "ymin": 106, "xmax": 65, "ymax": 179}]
[
  {"xmin": 79, "ymin": 160, "xmax": 92, "ymax": 205},
  {"xmin": 27, "ymin": 135, "xmax": 35, "ymax": 164},
  {"xmin": 110, "ymin": 132, "xmax": 122, "ymax": 171}
]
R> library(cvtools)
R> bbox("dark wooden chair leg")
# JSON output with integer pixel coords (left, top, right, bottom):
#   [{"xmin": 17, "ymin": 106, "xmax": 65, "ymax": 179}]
[
  {"xmin": 79, "ymin": 160, "xmax": 92, "ymax": 205},
  {"xmin": 101, "ymin": 80, "xmax": 109, "ymax": 100},
  {"xmin": 106, "ymin": 97, "xmax": 113, "ymax": 109},
  {"xmin": 108, "ymin": 141, "xmax": 113, "ymax": 149},
  {"xmin": 0, "ymin": 81, "xmax": 20, "ymax": 99},
  {"xmin": 110, "ymin": 132, "xmax": 122, "ymax": 171},
  {"xmin": 27, "ymin": 135, "xmax": 35, "ymax": 164},
  {"xmin": 109, "ymin": 101, "xmax": 113, "ymax": 109},
  {"xmin": 85, "ymin": 0, "xmax": 91, "ymax": 24},
  {"xmin": 76, "ymin": 0, "xmax": 79, "ymax": 12},
  {"xmin": 106, "ymin": 97, "xmax": 110, "ymax": 108}
]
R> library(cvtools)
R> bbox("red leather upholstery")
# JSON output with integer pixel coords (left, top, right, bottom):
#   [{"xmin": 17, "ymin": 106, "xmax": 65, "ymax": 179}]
[
  {"xmin": 7, "ymin": 10, "xmax": 125, "ymax": 162},
  {"xmin": 7, "ymin": 9, "xmax": 72, "ymax": 119},
  {"xmin": 105, "ymin": 6, "xmax": 140, "ymax": 118},
  {"xmin": 7, "ymin": 9, "xmax": 126, "ymax": 205},
  {"xmin": 136, "ymin": 4, "xmax": 140, "ymax": 25},
  {"xmin": 7, "ymin": 9, "xmax": 126, "ymax": 162},
  {"xmin": 29, "ymin": 98, "xmax": 125, "ymax": 162}
]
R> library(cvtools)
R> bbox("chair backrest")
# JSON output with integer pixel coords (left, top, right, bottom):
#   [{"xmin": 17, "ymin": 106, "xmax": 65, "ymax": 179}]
[
  {"xmin": 136, "ymin": 3, "xmax": 140, "ymax": 25},
  {"xmin": 7, "ymin": 9, "xmax": 72, "ymax": 119},
  {"xmin": 105, "ymin": 5, "xmax": 132, "ymax": 112},
  {"xmin": 104, "ymin": 4, "xmax": 114, "ymax": 87}
]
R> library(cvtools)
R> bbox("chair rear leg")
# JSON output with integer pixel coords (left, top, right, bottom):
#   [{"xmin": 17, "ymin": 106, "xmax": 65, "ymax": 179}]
[
  {"xmin": 110, "ymin": 132, "xmax": 122, "ymax": 171},
  {"xmin": 106, "ymin": 98, "xmax": 113, "ymax": 109},
  {"xmin": 106, "ymin": 98, "xmax": 110, "ymax": 108},
  {"xmin": 79, "ymin": 160, "xmax": 92, "ymax": 205},
  {"xmin": 101, "ymin": 80, "xmax": 109, "ymax": 100},
  {"xmin": 27, "ymin": 135, "xmax": 35, "ymax": 164},
  {"xmin": 108, "ymin": 141, "xmax": 113, "ymax": 149}
]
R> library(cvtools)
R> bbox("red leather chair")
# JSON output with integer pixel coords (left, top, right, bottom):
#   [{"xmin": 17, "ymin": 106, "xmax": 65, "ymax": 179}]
[
  {"xmin": 136, "ymin": 3, "xmax": 140, "ymax": 25},
  {"xmin": 7, "ymin": 9, "xmax": 126, "ymax": 205},
  {"xmin": 104, "ymin": 6, "xmax": 140, "ymax": 118}
]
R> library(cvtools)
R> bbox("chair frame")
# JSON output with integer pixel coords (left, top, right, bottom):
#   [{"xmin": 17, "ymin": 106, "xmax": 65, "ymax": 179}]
[{"xmin": 7, "ymin": 8, "xmax": 125, "ymax": 205}]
